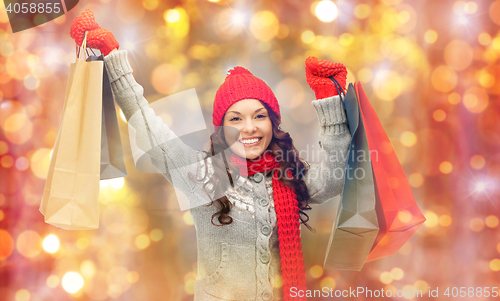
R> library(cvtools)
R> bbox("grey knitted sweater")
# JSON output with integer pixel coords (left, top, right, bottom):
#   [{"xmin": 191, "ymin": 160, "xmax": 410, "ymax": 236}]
[{"xmin": 104, "ymin": 50, "xmax": 351, "ymax": 301}]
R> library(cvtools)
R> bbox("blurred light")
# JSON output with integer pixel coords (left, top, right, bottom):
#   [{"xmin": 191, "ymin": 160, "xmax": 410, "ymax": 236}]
[
  {"xmin": 276, "ymin": 24, "xmax": 289, "ymax": 39},
  {"xmin": 0, "ymin": 210, "xmax": 3, "ymax": 221},
  {"xmin": 469, "ymin": 217, "xmax": 484, "ymax": 232},
  {"xmin": 46, "ymin": 275, "xmax": 60, "ymax": 288},
  {"xmin": 385, "ymin": 285, "xmax": 398, "ymax": 296},
  {"xmin": 320, "ymin": 277, "xmax": 336, "ymax": 289},
  {"xmin": 458, "ymin": 16, "xmax": 468, "ymax": 25},
  {"xmin": 80, "ymin": 260, "xmax": 96, "ymax": 278},
  {"xmin": 409, "ymin": 173, "xmax": 424, "ymax": 188},
  {"xmin": 165, "ymin": 9, "xmax": 181, "ymax": 23},
  {"xmin": 400, "ymin": 131, "xmax": 417, "ymax": 147},
  {"xmin": 126, "ymin": 271, "xmax": 140, "ymax": 283},
  {"xmin": 250, "ymin": 11, "xmax": 279, "ymax": 41},
  {"xmin": 142, "ymin": 0, "xmax": 159, "ymax": 10},
  {"xmin": 424, "ymin": 211, "xmax": 439, "ymax": 228},
  {"xmin": 478, "ymin": 72, "xmax": 495, "ymax": 88},
  {"xmin": 315, "ymin": 0, "xmax": 338, "ymax": 22},
  {"xmin": 439, "ymin": 161, "xmax": 453, "ymax": 174},
  {"xmin": 358, "ymin": 68, "xmax": 373, "ymax": 83},
  {"xmin": 76, "ymin": 237, "xmax": 90, "ymax": 250},
  {"xmin": 151, "ymin": 63, "xmax": 182, "ymax": 94},
  {"xmin": 62, "ymin": 272, "xmax": 84, "ymax": 294},
  {"xmin": 15, "ymin": 157, "xmax": 29, "ymax": 170},
  {"xmin": 397, "ymin": 11, "xmax": 410, "ymax": 24},
  {"xmin": 433, "ymin": 109, "xmax": 446, "ymax": 122},
  {"xmin": 464, "ymin": 1, "xmax": 477, "ymax": 14},
  {"xmin": 119, "ymin": 109, "xmax": 126, "ymax": 122},
  {"xmin": 490, "ymin": 259, "xmax": 500, "ymax": 271},
  {"xmin": 15, "ymin": 289, "xmax": 30, "ymax": 301},
  {"xmin": 301, "ymin": 30, "xmax": 315, "ymax": 44},
  {"xmin": 135, "ymin": 234, "xmax": 151, "ymax": 249},
  {"xmin": 490, "ymin": 1, "xmax": 500, "ymax": 25},
  {"xmin": 470, "ymin": 155, "xmax": 485, "ymax": 169},
  {"xmin": 123, "ymin": 41, "xmax": 135, "ymax": 52},
  {"xmin": 271, "ymin": 275, "xmax": 283, "ymax": 288},
  {"xmin": 0, "ymin": 141, "xmax": 8, "ymax": 155},
  {"xmin": 478, "ymin": 33, "xmax": 492, "ymax": 46},
  {"xmin": 231, "ymin": 11, "xmax": 245, "ymax": 26},
  {"xmin": 30, "ymin": 148, "xmax": 51, "ymax": 179},
  {"xmin": 42, "ymin": 234, "xmax": 60, "ymax": 253},
  {"xmin": 0, "ymin": 229, "xmax": 14, "ymax": 260},
  {"xmin": 1, "ymin": 155, "xmax": 14, "ymax": 168},
  {"xmin": 398, "ymin": 210, "xmax": 413, "ymax": 223},
  {"xmin": 339, "ymin": 33, "xmax": 354, "ymax": 46},
  {"xmin": 497, "ymin": 243, "xmax": 500, "ymax": 253},
  {"xmin": 183, "ymin": 211, "xmax": 194, "ymax": 225},
  {"xmin": 354, "ymin": 4, "xmax": 371, "ymax": 19},
  {"xmin": 0, "ymin": 193, "xmax": 5, "ymax": 206},
  {"xmin": 485, "ymin": 215, "xmax": 499, "ymax": 228},
  {"xmin": 150, "ymin": 229, "xmax": 163, "ymax": 242},
  {"xmin": 402, "ymin": 285, "xmax": 415, "ymax": 299},
  {"xmin": 448, "ymin": 92, "xmax": 461, "ymax": 104},
  {"xmin": 380, "ymin": 271, "xmax": 393, "ymax": 284},
  {"xmin": 439, "ymin": 215, "xmax": 452, "ymax": 227},
  {"xmin": 309, "ymin": 265, "xmax": 324, "ymax": 278},
  {"xmin": 208, "ymin": 0, "xmax": 220, "ymax": 2},
  {"xmin": 424, "ymin": 29, "xmax": 438, "ymax": 44},
  {"xmin": 24, "ymin": 75, "xmax": 39, "ymax": 90},
  {"xmin": 445, "ymin": 40, "xmax": 473, "ymax": 71},
  {"xmin": 16, "ymin": 230, "xmax": 42, "ymax": 258},
  {"xmin": 373, "ymin": 70, "xmax": 402, "ymax": 101},
  {"xmin": 414, "ymin": 280, "xmax": 429, "ymax": 294},
  {"xmin": 391, "ymin": 267, "xmax": 404, "ymax": 280},
  {"xmin": 463, "ymin": 87, "xmax": 488, "ymax": 114}
]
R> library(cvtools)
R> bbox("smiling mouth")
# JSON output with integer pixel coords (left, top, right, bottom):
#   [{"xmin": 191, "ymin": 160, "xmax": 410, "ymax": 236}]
[{"xmin": 238, "ymin": 137, "xmax": 262, "ymax": 147}]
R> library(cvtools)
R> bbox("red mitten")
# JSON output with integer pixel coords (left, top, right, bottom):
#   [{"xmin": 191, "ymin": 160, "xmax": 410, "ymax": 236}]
[
  {"xmin": 70, "ymin": 9, "xmax": 100, "ymax": 47},
  {"xmin": 305, "ymin": 56, "xmax": 347, "ymax": 100},
  {"xmin": 86, "ymin": 28, "xmax": 120, "ymax": 56}
]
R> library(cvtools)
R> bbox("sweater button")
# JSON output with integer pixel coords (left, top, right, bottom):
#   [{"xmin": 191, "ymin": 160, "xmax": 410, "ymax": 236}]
[
  {"xmin": 261, "ymin": 225, "xmax": 271, "ymax": 236},
  {"xmin": 259, "ymin": 198, "xmax": 269, "ymax": 207},
  {"xmin": 253, "ymin": 173, "xmax": 263, "ymax": 183},
  {"xmin": 260, "ymin": 253, "xmax": 270, "ymax": 264},
  {"xmin": 262, "ymin": 290, "xmax": 272, "ymax": 301}
]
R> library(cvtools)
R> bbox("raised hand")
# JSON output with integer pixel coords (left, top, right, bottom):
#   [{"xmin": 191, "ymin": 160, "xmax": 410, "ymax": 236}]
[
  {"xmin": 70, "ymin": 9, "xmax": 100, "ymax": 47},
  {"xmin": 305, "ymin": 56, "xmax": 347, "ymax": 100},
  {"xmin": 70, "ymin": 9, "xmax": 119, "ymax": 56}
]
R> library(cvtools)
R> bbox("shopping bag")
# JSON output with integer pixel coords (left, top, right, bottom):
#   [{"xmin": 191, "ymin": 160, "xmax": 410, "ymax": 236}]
[
  {"xmin": 324, "ymin": 83, "xmax": 379, "ymax": 271},
  {"xmin": 355, "ymin": 82, "xmax": 426, "ymax": 262},
  {"xmin": 39, "ymin": 33, "xmax": 103, "ymax": 230},
  {"xmin": 86, "ymin": 55, "xmax": 128, "ymax": 180}
]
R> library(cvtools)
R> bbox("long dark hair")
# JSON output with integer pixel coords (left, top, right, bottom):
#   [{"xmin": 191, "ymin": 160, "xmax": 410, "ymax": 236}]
[{"xmin": 192, "ymin": 101, "xmax": 314, "ymax": 231}]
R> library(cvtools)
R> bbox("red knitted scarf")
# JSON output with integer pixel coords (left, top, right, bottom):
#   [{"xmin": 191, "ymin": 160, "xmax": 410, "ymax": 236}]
[{"xmin": 230, "ymin": 152, "xmax": 307, "ymax": 301}]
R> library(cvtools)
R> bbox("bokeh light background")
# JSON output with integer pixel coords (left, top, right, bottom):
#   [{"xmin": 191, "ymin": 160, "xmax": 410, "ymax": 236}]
[{"xmin": 1, "ymin": 0, "xmax": 500, "ymax": 300}]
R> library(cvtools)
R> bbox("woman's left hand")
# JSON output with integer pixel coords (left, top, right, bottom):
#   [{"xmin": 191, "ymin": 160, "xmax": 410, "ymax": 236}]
[{"xmin": 305, "ymin": 56, "xmax": 347, "ymax": 100}]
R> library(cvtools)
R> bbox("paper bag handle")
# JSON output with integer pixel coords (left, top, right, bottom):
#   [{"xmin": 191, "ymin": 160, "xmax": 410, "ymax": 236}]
[{"xmin": 76, "ymin": 31, "xmax": 88, "ymax": 61}]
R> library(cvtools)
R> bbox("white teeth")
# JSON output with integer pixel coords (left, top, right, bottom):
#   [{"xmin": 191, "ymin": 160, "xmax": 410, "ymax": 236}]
[{"xmin": 240, "ymin": 138, "xmax": 260, "ymax": 144}]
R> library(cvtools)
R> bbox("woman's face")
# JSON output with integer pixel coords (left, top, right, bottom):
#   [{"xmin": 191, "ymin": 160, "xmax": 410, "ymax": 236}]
[{"xmin": 223, "ymin": 99, "xmax": 273, "ymax": 160}]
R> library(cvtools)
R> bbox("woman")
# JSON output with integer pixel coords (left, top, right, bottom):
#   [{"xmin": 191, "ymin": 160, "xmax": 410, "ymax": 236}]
[{"xmin": 71, "ymin": 10, "xmax": 351, "ymax": 301}]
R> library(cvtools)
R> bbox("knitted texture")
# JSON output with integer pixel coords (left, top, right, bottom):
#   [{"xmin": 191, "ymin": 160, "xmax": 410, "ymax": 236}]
[
  {"xmin": 70, "ymin": 9, "xmax": 100, "ymax": 47},
  {"xmin": 213, "ymin": 67, "xmax": 280, "ymax": 126},
  {"xmin": 305, "ymin": 56, "xmax": 347, "ymax": 100},
  {"xmin": 230, "ymin": 152, "xmax": 308, "ymax": 301},
  {"xmin": 85, "ymin": 28, "xmax": 120, "ymax": 56}
]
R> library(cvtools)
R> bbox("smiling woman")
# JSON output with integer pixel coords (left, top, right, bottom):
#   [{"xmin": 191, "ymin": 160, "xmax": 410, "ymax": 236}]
[{"xmin": 70, "ymin": 9, "xmax": 351, "ymax": 301}]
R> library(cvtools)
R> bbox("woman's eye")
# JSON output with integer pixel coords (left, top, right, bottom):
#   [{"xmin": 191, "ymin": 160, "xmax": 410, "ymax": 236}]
[
  {"xmin": 229, "ymin": 117, "xmax": 240, "ymax": 122},
  {"xmin": 256, "ymin": 114, "xmax": 266, "ymax": 119}
]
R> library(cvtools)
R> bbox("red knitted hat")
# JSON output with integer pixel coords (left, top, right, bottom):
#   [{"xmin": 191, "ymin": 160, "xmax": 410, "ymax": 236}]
[{"xmin": 213, "ymin": 67, "xmax": 280, "ymax": 126}]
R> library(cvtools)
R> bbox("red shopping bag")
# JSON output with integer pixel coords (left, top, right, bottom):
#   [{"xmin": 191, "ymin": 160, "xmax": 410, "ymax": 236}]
[{"xmin": 354, "ymin": 82, "xmax": 426, "ymax": 262}]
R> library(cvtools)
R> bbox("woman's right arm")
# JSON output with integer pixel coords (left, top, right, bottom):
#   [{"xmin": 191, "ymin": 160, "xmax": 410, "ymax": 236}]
[{"xmin": 104, "ymin": 50, "xmax": 206, "ymax": 199}]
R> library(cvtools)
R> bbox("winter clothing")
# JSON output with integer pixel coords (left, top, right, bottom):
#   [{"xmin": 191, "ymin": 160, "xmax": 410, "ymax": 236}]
[
  {"xmin": 70, "ymin": 9, "xmax": 99, "ymax": 47},
  {"xmin": 103, "ymin": 50, "xmax": 351, "ymax": 300},
  {"xmin": 70, "ymin": 10, "xmax": 119, "ymax": 56},
  {"xmin": 305, "ymin": 56, "xmax": 347, "ymax": 99},
  {"xmin": 230, "ymin": 152, "xmax": 307, "ymax": 300},
  {"xmin": 213, "ymin": 67, "xmax": 280, "ymax": 126}
]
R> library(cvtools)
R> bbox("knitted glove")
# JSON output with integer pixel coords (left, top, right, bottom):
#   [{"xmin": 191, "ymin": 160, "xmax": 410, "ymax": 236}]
[
  {"xmin": 70, "ymin": 9, "xmax": 100, "ymax": 47},
  {"xmin": 305, "ymin": 56, "xmax": 347, "ymax": 100},
  {"xmin": 85, "ymin": 28, "xmax": 120, "ymax": 56}
]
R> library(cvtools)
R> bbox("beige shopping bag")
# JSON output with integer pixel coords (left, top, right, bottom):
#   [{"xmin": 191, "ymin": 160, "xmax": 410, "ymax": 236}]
[{"xmin": 39, "ymin": 33, "xmax": 103, "ymax": 230}]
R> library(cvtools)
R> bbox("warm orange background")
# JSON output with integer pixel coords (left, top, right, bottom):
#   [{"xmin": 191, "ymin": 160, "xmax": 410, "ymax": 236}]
[{"xmin": 1, "ymin": 0, "xmax": 499, "ymax": 300}]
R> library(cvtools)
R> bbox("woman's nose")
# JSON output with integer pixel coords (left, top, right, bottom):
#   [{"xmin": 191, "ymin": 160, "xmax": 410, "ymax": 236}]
[{"xmin": 242, "ymin": 120, "xmax": 256, "ymax": 133}]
